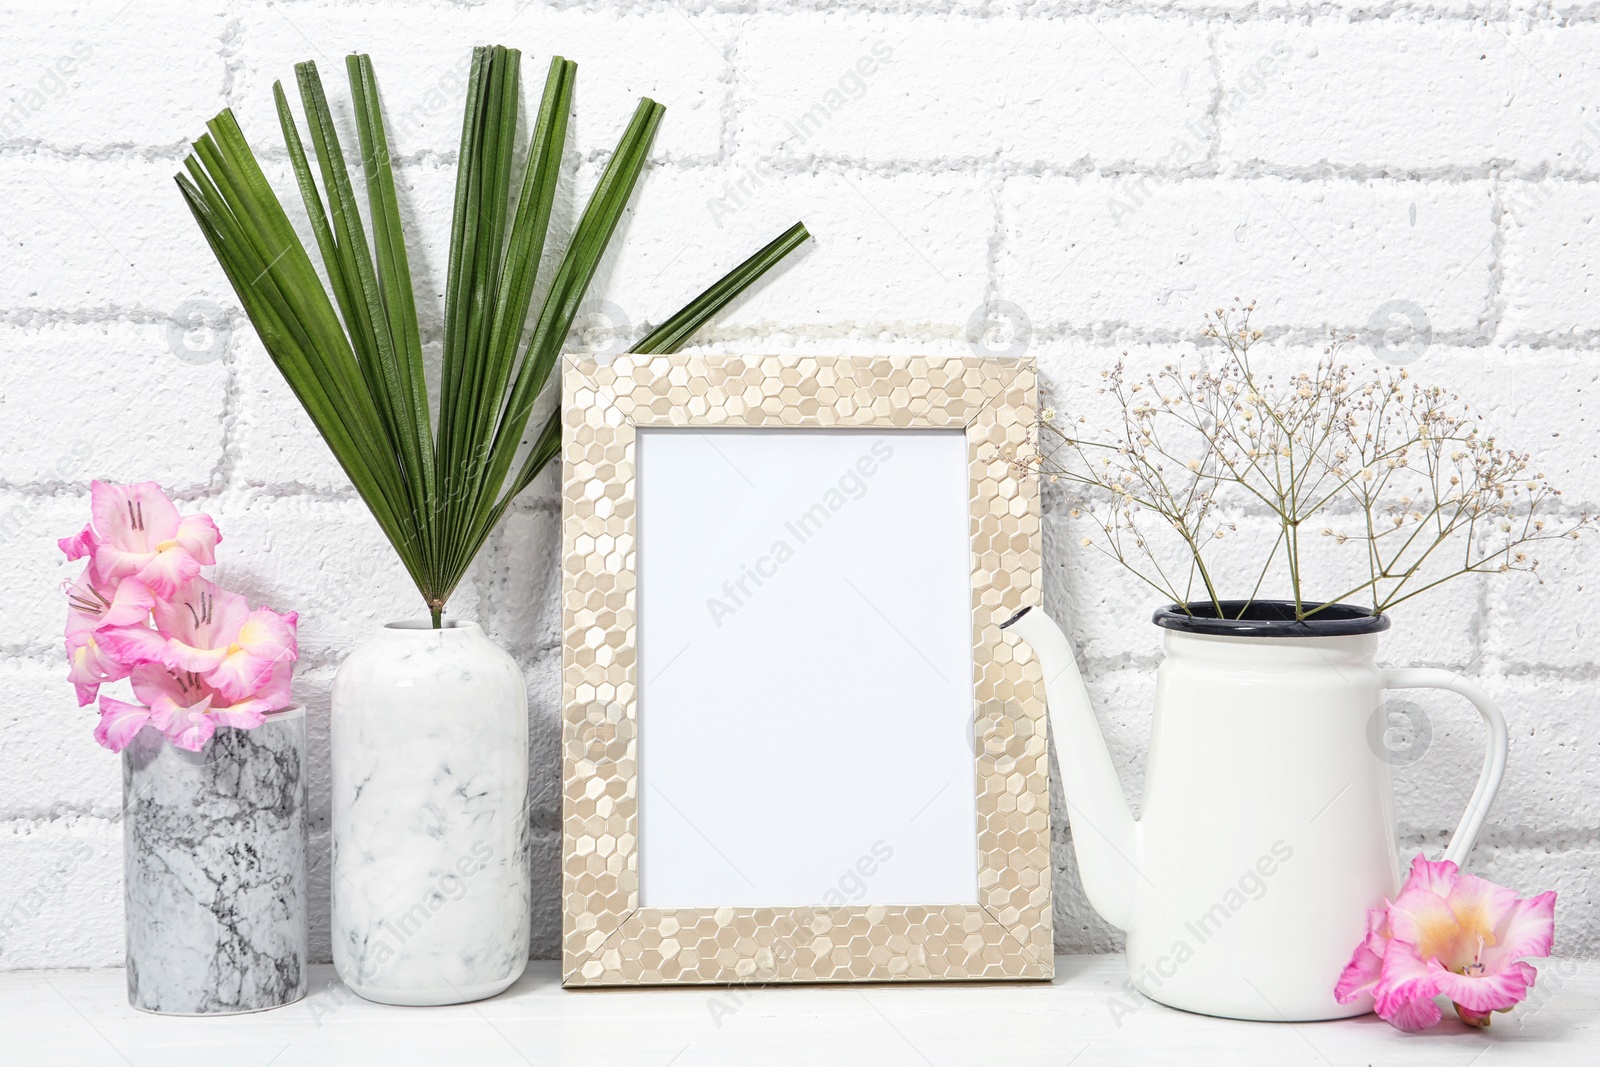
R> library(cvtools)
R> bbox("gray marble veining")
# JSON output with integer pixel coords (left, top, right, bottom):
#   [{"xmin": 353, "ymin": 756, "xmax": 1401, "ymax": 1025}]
[{"xmin": 123, "ymin": 707, "xmax": 308, "ymax": 1015}]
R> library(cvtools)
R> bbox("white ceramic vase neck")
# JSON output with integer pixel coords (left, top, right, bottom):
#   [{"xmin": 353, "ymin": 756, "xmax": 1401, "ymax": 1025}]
[{"xmin": 331, "ymin": 620, "xmax": 530, "ymax": 1006}]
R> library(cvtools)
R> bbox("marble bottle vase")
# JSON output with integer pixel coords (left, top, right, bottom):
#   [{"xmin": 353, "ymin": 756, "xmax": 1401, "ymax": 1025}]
[
  {"xmin": 331, "ymin": 620, "xmax": 530, "ymax": 1005},
  {"xmin": 123, "ymin": 706, "xmax": 308, "ymax": 1015}
]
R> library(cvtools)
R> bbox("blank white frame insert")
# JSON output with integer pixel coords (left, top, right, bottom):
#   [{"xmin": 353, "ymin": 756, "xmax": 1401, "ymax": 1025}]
[{"xmin": 636, "ymin": 428, "xmax": 978, "ymax": 909}]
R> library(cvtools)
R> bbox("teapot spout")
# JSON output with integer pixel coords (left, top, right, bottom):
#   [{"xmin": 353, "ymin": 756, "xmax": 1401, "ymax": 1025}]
[{"xmin": 1002, "ymin": 606, "xmax": 1140, "ymax": 930}]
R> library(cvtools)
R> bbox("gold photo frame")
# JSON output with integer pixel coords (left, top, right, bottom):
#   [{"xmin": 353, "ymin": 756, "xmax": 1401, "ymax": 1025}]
[{"xmin": 560, "ymin": 353, "xmax": 1050, "ymax": 986}]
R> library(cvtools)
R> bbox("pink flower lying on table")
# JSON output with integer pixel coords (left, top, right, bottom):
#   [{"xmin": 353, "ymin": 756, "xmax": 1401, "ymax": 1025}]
[
  {"xmin": 1336, "ymin": 853, "xmax": 1556, "ymax": 1031},
  {"xmin": 59, "ymin": 481, "xmax": 297, "ymax": 753}
]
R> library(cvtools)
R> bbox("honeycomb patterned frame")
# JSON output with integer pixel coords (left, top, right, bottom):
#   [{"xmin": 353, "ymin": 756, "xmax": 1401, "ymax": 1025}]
[{"xmin": 561, "ymin": 353, "xmax": 1049, "ymax": 986}]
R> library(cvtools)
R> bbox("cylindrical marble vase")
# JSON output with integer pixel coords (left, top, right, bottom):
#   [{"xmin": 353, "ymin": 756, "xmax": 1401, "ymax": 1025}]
[
  {"xmin": 123, "ymin": 705, "xmax": 308, "ymax": 1015},
  {"xmin": 331, "ymin": 620, "xmax": 529, "ymax": 1006}
]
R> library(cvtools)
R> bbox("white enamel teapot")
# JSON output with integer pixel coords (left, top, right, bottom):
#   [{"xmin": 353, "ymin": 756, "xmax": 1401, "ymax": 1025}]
[{"xmin": 1002, "ymin": 600, "xmax": 1508, "ymax": 1022}]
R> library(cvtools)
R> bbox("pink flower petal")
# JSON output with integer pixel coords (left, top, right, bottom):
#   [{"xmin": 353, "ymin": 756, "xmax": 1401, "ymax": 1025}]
[
  {"xmin": 161, "ymin": 701, "xmax": 217, "ymax": 752},
  {"xmin": 90, "ymin": 481, "xmax": 180, "ymax": 555},
  {"xmin": 128, "ymin": 662, "xmax": 196, "ymax": 709},
  {"xmin": 98, "ymin": 625, "xmax": 166, "ymax": 667},
  {"xmin": 254, "ymin": 661, "xmax": 295, "ymax": 710},
  {"xmin": 133, "ymin": 546, "xmax": 201, "ymax": 601},
  {"xmin": 91, "ymin": 543, "xmax": 154, "ymax": 584},
  {"xmin": 1382, "ymin": 990, "xmax": 1444, "ymax": 1032},
  {"xmin": 1390, "ymin": 882, "xmax": 1463, "ymax": 962},
  {"xmin": 64, "ymin": 603, "xmax": 95, "ymax": 644},
  {"xmin": 66, "ymin": 643, "xmax": 112, "ymax": 684},
  {"xmin": 100, "ymin": 578, "xmax": 155, "ymax": 629},
  {"xmin": 94, "ymin": 697, "xmax": 152, "ymax": 753},
  {"xmin": 1445, "ymin": 872, "xmax": 1521, "ymax": 945},
  {"xmin": 237, "ymin": 608, "xmax": 298, "ymax": 661},
  {"xmin": 1375, "ymin": 939, "xmax": 1442, "ymax": 1024},
  {"xmin": 1430, "ymin": 959, "xmax": 1537, "ymax": 1014},
  {"xmin": 1484, "ymin": 891, "xmax": 1557, "ymax": 968},
  {"xmin": 88, "ymin": 482, "xmax": 138, "ymax": 550},
  {"xmin": 67, "ymin": 634, "xmax": 129, "ymax": 706},
  {"xmin": 203, "ymin": 654, "xmax": 273, "ymax": 703},
  {"xmin": 162, "ymin": 641, "xmax": 232, "ymax": 675},
  {"xmin": 1402, "ymin": 853, "xmax": 1460, "ymax": 898},
  {"xmin": 58, "ymin": 524, "xmax": 98, "ymax": 561},
  {"xmin": 1361, "ymin": 904, "xmax": 1393, "ymax": 957},
  {"xmin": 1335, "ymin": 941, "xmax": 1384, "ymax": 1004},
  {"xmin": 174, "ymin": 513, "xmax": 221, "ymax": 565},
  {"xmin": 210, "ymin": 698, "xmax": 269, "ymax": 730}
]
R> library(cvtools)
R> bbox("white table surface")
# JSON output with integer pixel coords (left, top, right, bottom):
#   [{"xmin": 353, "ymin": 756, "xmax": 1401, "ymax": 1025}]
[{"xmin": 3, "ymin": 955, "xmax": 1594, "ymax": 1066}]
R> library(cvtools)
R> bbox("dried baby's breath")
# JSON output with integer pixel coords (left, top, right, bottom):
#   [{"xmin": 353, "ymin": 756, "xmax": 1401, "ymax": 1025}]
[{"xmin": 1014, "ymin": 301, "xmax": 1592, "ymax": 620}]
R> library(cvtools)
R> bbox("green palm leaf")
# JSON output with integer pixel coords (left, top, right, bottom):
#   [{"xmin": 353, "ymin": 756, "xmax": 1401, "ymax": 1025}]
[{"xmin": 177, "ymin": 45, "xmax": 808, "ymax": 625}]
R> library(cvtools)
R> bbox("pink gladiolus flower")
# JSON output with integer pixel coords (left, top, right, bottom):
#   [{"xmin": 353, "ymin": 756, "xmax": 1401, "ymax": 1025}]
[
  {"xmin": 65, "ymin": 569, "xmax": 154, "ymax": 634},
  {"xmin": 87, "ymin": 481, "xmax": 220, "ymax": 599},
  {"xmin": 63, "ymin": 569, "xmax": 155, "ymax": 705},
  {"xmin": 95, "ymin": 663, "xmax": 284, "ymax": 754},
  {"xmin": 1336, "ymin": 853, "xmax": 1556, "ymax": 1031},
  {"xmin": 61, "ymin": 482, "xmax": 296, "ymax": 754},
  {"xmin": 149, "ymin": 578, "xmax": 299, "ymax": 702}
]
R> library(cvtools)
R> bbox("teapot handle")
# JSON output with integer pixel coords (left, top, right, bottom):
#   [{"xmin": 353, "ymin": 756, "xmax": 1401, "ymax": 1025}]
[{"xmin": 1381, "ymin": 668, "xmax": 1509, "ymax": 867}]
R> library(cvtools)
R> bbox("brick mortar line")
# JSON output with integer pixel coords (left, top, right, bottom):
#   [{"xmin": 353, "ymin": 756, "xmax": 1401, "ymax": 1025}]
[
  {"xmin": 228, "ymin": 481, "xmax": 361, "ymax": 502},
  {"xmin": 979, "ymin": 163, "xmax": 1004, "ymax": 308},
  {"xmin": 219, "ymin": 10, "xmax": 245, "ymax": 111},
  {"xmin": 1400, "ymin": 829, "xmax": 1600, "ymax": 851},
  {"xmin": 716, "ymin": 28, "xmax": 740, "ymax": 165},
  {"xmin": 0, "ymin": 480, "xmax": 565, "ymax": 516},
  {"xmin": 1203, "ymin": 25, "xmax": 1225, "ymax": 168},
  {"xmin": 202, "ymin": 326, "xmax": 243, "ymax": 498},
  {"xmin": 0, "ymin": 477, "xmax": 220, "ymax": 501},
  {"xmin": 757, "ymin": 156, "xmax": 1600, "ymax": 183},
  {"xmin": 0, "ymin": 306, "xmax": 250, "ymax": 330},
  {"xmin": 476, "ymin": 523, "xmax": 508, "ymax": 655},
  {"xmin": 13, "ymin": 312, "xmax": 1600, "ymax": 350},
  {"xmin": 17, "ymin": 137, "xmax": 1600, "ymax": 187},
  {"xmin": 1485, "ymin": 177, "xmax": 1511, "ymax": 347},
  {"xmin": 0, "ymin": 140, "xmax": 720, "ymax": 170}
]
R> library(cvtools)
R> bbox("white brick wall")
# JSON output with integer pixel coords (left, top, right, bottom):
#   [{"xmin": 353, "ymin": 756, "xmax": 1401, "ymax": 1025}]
[{"xmin": 1, "ymin": 0, "xmax": 1596, "ymax": 968}]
